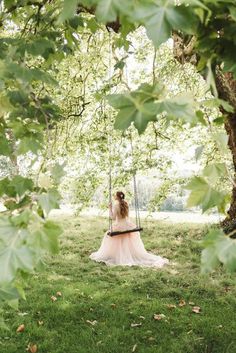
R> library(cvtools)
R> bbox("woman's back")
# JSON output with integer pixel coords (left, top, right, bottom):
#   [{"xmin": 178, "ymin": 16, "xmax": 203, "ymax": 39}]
[{"xmin": 111, "ymin": 200, "xmax": 129, "ymax": 221}]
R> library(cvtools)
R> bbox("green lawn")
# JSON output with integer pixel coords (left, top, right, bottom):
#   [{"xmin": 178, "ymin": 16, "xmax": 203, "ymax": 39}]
[{"xmin": 1, "ymin": 215, "xmax": 236, "ymax": 353}]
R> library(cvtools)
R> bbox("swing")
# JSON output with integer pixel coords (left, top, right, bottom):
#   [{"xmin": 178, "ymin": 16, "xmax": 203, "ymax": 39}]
[
  {"xmin": 107, "ymin": 133, "xmax": 143, "ymax": 237},
  {"xmin": 106, "ymin": 31, "xmax": 143, "ymax": 237}
]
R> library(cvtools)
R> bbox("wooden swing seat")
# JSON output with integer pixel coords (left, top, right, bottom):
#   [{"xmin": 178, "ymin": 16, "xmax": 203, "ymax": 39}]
[{"xmin": 108, "ymin": 227, "xmax": 143, "ymax": 237}]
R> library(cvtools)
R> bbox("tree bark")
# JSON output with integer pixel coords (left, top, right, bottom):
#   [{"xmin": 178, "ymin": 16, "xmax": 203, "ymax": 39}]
[
  {"xmin": 173, "ymin": 33, "xmax": 236, "ymax": 224},
  {"xmin": 215, "ymin": 71, "xmax": 236, "ymax": 225}
]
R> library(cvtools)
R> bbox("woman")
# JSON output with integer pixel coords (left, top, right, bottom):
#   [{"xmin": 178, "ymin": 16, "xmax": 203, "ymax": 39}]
[{"xmin": 89, "ymin": 191, "xmax": 169, "ymax": 267}]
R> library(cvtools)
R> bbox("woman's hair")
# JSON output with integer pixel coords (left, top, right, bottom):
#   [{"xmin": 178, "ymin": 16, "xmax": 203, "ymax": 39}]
[{"xmin": 116, "ymin": 191, "xmax": 129, "ymax": 218}]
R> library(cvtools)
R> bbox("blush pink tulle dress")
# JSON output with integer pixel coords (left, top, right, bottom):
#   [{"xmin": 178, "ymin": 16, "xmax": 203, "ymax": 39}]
[{"xmin": 89, "ymin": 201, "xmax": 169, "ymax": 267}]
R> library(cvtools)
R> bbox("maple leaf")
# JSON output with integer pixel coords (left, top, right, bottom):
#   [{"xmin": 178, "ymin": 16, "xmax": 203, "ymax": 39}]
[
  {"xmin": 131, "ymin": 322, "xmax": 142, "ymax": 327},
  {"xmin": 86, "ymin": 320, "xmax": 97, "ymax": 326},
  {"xmin": 153, "ymin": 314, "xmax": 166, "ymax": 321},
  {"xmin": 51, "ymin": 295, "xmax": 57, "ymax": 302},
  {"xmin": 192, "ymin": 306, "xmax": 201, "ymax": 314},
  {"xmin": 178, "ymin": 299, "xmax": 186, "ymax": 307},
  {"xmin": 16, "ymin": 324, "xmax": 25, "ymax": 333},
  {"xmin": 27, "ymin": 344, "xmax": 37, "ymax": 353},
  {"xmin": 166, "ymin": 304, "xmax": 176, "ymax": 309}
]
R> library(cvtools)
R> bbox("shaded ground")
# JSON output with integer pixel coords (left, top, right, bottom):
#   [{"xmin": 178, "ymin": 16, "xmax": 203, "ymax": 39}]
[{"xmin": 1, "ymin": 215, "xmax": 235, "ymax": 353}]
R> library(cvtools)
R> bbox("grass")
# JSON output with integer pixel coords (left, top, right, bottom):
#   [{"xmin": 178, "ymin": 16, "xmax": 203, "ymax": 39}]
[{"xmin": 1, "ymin": 215, "xmax": 236, "ymax": 353}]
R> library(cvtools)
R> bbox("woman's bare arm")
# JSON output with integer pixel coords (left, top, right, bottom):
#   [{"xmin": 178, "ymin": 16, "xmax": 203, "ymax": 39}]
[{"xmin": 109, "ymin": 203, "xmax": 118, "ymax": 220}]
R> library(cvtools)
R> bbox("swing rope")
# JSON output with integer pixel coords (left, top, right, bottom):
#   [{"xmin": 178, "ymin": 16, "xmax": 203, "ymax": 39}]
[
  {"xmin": 130, "ymin": 131, "xmax": 141, "ymax": 229},
  {"xmin": 107, "ymin": 31, "xmax": 113, "ymax": 234},
  {"xmin": 106, "ymin": 32, "xmax": 142, "ymax": 237}
]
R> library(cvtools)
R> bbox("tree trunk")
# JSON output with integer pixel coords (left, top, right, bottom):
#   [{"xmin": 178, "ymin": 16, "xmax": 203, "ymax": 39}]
[
  {"xmin": 215, "ymin": 71, "xmax": 236, "ymax": 225},
  {"xmin": 173, "ymin": 33, "xmax": 236, "ymax": 224}
]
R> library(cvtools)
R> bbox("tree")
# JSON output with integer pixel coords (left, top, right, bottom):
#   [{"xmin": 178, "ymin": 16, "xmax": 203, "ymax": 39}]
[
  {"xmin": 65, "ymin": 0, "xmax": 236, "ymax": 273},
  {"xmin": 0, "ymin": 0, "xmax": 236, "ymax": 328}
]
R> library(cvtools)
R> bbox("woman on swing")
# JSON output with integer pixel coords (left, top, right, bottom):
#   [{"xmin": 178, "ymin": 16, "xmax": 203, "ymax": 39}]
[{"xmin": 90, "ymin": 191, "xmax": 169, "ymax": 267}]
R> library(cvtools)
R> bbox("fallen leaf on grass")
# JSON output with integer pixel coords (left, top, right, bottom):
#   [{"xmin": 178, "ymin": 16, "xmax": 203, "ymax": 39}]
[
  {"xmin": 50, "ymin": 296, "xmax": 57, "ymax": 302},
  {"xmin": 139, "ymin": 315, "xmax": 145, "ymax": 320},
  {"xmin": 16, "ymin": 324, "xmax": 25, "ymax": 333},
  {"xmin": 26, "ymin": 343, "xmax": 37, "ymax": 353},
  {"xmin": 178, "ymin": 300, "xmax": 186, "ymax": 307},
  {"xmin": 132, "ymin": 344, "xmax": 137, "ymax": 352},
  {"xmin": 131, "ymin": 323, "xmax": 142, "ymax": 327},
  {"xmin": 110, "ymin": 303, "xmax": 116, "ymax": 309},
  {"xmin": 189, "ymin": 302, "xmax": 195, "ymax": 306},
  {"xmin": 18, "ymin": 312, "xmax": 28, "ymax": 317},
  {"xmin": 153, "ymin": 314, "xmax": 166, "ymax": 321},
  {"xmin": 166, "ymin": 304, "xmax": 176, "ymax": 309},
  {"xmin": 224, "ymin": 286, "xmax": 231, "ymax": 292},
  {"xmin": 56, "ymin": 291, "xmax": 62, "ymax": 297},
  {"xmin": 192, "ymin": 306, "xmax": 201, "ymax": 314},
  {"xmin": 148, "ymin": 337, "xmax": 156, "ymax": 341},
  {"xmin": 38, "ymin": 321, "xmax": 44, "ymax": 326},
  {"xmin": 86, "ymin": 320, "xmax": 97, "ymax": 326}
]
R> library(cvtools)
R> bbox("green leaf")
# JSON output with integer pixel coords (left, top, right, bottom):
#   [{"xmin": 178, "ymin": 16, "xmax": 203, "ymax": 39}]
[
  {"xmin": 217, "ymin": 237, "xmax": 236, "ymax": 272},
  {"xmin": 86, "ymin": 18, "xmax": 100, "ymax": 33},
  {"xmin": 195, "ymin": 145, "xmax": 204, "ymax": 161},
  {"xmin": 157, "ymin": 94, "xmax": 197, "ymax": 125},
  {"xmin": 24, "ymin": 38, "xmax": 55, "ymax": 58},
  {"xmin": 9, "ymin": 176, "xmax": 34, "ymax": 197},
  {"xmin": 0, "ymin": 134, "xmax": 11, "ymax": 156},
  {"xmin": 0, "ymin": 315, "xmax": 9, "ymax": 331},
  {"xmin": 201, "ymin": 229, "xmax": 223, "ymax": 273},
  {"xmin": 68, "ymin": 15, "xmax": 84, "ymax": 29},
  {"xmin": 203, "ymin": 163, "xmax": 227, "ymax": 184},
  {"xmin": 0, "ymin": 285, "xmax": 20, "ymax": 302},
  {"xmin": 202, "ymin": 228, "xmax": 236, "ymax": 273},
  {"xmin": 38, "ymin": 189, "xmax": 60, "ymax": 216},
  {"xmin": 31, "ymin": 220, "xmax": 62, "ymax": 254},
  {"xmin": 0, "ymin": 178, "xmax": 10, "ymax": 197},
  {"xmin": 108, "ymin": 83, "xmax": 163, "ymax": 134},
  {"xmin": 17, "ymin": 136, "xmax": 43, "ymax": 155},
  {"xmin": 58, "ymin": 0, "xmax": 79, "ymax": 22},
  {"xmin": 114, "ymin": 60, "xmax": 125, "ymax": 70},
  {"xmin": 1, "ymin": 62, "xmax": 57, "ymax": 86},
  {"xmin": 203, "ymin": 98, "xmax": 234, "ymax": 113},
  {"xmin": 213, "ymin": 132, "xmax": 229, "ymax": 154},
  {"xmin": 11, "ymin": 210, "xmax": 31, "ymax": 228},
  {"xmin": 133, "ymin": 1, "xmax": 198, "ymax": 47},
  {"xmin": 51, "ymin": 163, "xmax": 66, "ymax": 184},
  {"xmin": 0, "ymin": 246, "xmax": 35, "ymax": 283},
  {"xmin": 95, "ymin": 0, "xmax": 118, "ymax": 22},
  {"xmin": 7, "ymin": 298, "xmax": 19, "ymax": 310},
  {"xmin": 201, "ymin": 247, "xmax": 220, "ymax": 273},
  {"xmin": 0, "ymin": 216, "xmax": 18, "ymax": 245},
  {"xmin": 108, "ymin": 85, "xmax": 199, "ymax": 134},
  {"xmin": 185, "ymin": 176, "xmax": 228, "ymax": 213},
  {"xmin": 206, "ymin": 59, "xmax": 218, "ymax": 97}
]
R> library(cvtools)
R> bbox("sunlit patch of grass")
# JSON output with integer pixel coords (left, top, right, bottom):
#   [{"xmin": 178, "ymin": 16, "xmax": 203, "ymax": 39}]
[{"xmin": 1, "ymin": 215, "xmax": 236, "ymax": 353}]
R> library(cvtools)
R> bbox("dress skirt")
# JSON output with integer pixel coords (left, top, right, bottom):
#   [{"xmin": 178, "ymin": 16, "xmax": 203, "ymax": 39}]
[{"xmin": 89, "ymin": 218, "xmax": 169, "ymax": 267}]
